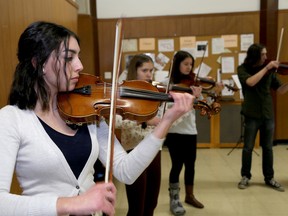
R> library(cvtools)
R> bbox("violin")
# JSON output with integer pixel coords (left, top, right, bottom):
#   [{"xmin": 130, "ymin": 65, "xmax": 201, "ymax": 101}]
[
  {"xmin": 277, "ymin": 63, "xmax": 288, "ymax": 75},
  {"xmin": 178, "ymin": 73, "xmax": 239, "ymax": 92},
  {"xmin": 264, "ymin": 59, "xmax": 288, "ymax": 75},
  {"xmin": 57, "ymin": 73, "xmax": 221, "ymax": 124},
  {"xmin": 154, "ymin": 81, "xmax": 219, "ymax": 99},
  {"xmin": 267, "ymin": 27, "xmax": 288, "ymax": 75}
]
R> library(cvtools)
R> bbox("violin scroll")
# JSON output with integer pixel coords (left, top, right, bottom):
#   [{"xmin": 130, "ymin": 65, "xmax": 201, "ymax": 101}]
[{"xmin": 194, "ymin": 100, "xmax": 221, "ymax": 119}]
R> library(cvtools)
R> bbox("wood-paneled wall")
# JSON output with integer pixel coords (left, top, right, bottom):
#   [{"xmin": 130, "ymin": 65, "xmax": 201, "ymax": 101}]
[
  {"xmin": 275, "ymin": 10, "xmax": 288, "ymax": 141},
  {"xmin": 86, "ymin": 10, "xmax": 288, "ymax": 142},
  {"xmin": 0, "ymin": 0, "xmax": 78, "ymax": 194},
  {"xmin": 0, "ymin": 0, "xmax": 78, "ymax": 108},
  {"xmin": 96, "ymin": 12, "xmax": 260, "ymax": 79},
  {"xmin": 90, "ymin": 12, "xmax": 261, "ymax": 148},
  {"xmin": 78, "ymin": 14, "xmax": 96, "ymax": 75}
]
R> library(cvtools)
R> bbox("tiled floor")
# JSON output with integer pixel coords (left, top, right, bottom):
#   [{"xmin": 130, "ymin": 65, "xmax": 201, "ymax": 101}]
[{"xmin": 115, "ymin": 145, "xmax": 288, "ymax": 216}]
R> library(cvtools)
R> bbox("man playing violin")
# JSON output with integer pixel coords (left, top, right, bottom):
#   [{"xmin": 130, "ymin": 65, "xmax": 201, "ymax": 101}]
[{"xmin": 237, "ymin": 43, "xmax": 288, "ymax": 192}]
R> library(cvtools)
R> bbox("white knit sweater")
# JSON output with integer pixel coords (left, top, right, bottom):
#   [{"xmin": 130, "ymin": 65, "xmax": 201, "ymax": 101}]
[{"xmin": 0, "ymin": 105, "xmax": 164, "ymax": 216}]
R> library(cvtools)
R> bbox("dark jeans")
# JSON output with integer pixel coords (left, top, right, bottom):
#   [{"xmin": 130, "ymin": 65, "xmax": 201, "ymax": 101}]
[{"xmin": 241, "ymin": 116, "xmax": 274, "ymax": 181}]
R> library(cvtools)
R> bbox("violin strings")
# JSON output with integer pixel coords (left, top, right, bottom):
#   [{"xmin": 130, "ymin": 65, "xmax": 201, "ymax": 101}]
[{"xmin": 120, "ymin": 87, "xmax": 172, "ymax": 101}]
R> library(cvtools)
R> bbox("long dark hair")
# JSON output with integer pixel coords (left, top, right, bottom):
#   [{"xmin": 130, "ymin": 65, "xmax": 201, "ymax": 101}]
[
  {"xmin": 8, "ymin": 21, "xmax": 80, "ymax": 111},
  {"xmin": 243, "ymin": 43, "xmax": 266, "ymax": 68},
  {"xmin": 126, "ymin": 54, "xmax": 153, "ymax": 80},
  {"xmin": 171, "ymin": 50, "xmax": 195, "ymax": 84}
]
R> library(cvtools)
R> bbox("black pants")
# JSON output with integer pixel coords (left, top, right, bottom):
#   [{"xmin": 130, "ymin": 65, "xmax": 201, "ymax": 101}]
[
  {"xmin": 125, "ymin": 151, "xmax": 161, "ymax": 216},
  {"xmin": 165, "ymin": 133, "xmax": 197, "ymax": 185}
]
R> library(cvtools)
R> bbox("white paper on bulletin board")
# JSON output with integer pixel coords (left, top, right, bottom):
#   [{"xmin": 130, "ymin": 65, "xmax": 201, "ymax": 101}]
[
  {"xmin": 221, "ymin": 56, "xmax": 235, "ymax": 73},
  {"xmin": 122, "ymin": 39, "xmax": 138, "ymax": 52},
  {"xmin": 158, "ymin": 39, "xmax": 174, "ymax": 52},
  {"xmin": 238, "ymin": 53, "xmax": 246, "ymax": 65},
  {"xmin": 139, "ymin": 38, "xmax": 155, "ymax": 51},
  {"xmin": 179, "ymin": 36, "xmax": 196, "ymax": 49},
  {"xmin": 221, "ymin": 79, "xmax": 235, "ymax": 96},
  {"xmin": 240, "ymin": 34, "xmax": 254, "ymax": 51},
  {"xmin": 193, "ymin": 62, "xmax": 211, "ymax": 77},
  {"xmin": 154, "ymin": 53, "xmax": 170, "ymax": 71},
  {"xmin": 212, "ymin": 38, "xmax": 224, "ymax": 54}
]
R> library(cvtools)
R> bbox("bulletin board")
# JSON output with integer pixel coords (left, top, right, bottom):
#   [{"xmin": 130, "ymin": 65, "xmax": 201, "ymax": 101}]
[{"xmin": 121, "ymin": 33, "xmax": 254, "ymax": 102}]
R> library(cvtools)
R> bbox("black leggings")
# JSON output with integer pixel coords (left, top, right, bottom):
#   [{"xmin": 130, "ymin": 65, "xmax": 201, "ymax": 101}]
[{"xmin": 165, "ymin": 133, "xmax": 197, "ymax": 185}]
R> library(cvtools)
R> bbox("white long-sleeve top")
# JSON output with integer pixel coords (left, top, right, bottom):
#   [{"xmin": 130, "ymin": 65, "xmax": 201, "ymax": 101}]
[
  {"xmin": 161, "ymin": 102, "xmax": 197, "ymax": 135},
  {"xmin": 0, "ymin": 105, "xmax": 164, "ymax": 216},
  {"xmin": 159, "ymin": 78, "xmax": 197, "ymax": 135}
]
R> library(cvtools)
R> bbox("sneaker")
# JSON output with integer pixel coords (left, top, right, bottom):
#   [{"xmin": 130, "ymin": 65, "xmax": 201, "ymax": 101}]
[
  {"xmin": 265, "ymin": 178, "xmax": 285, "ymax": 192},
  {"xmin": 238, "ymin": 176, "xmax": 249, "ymax": 189}
]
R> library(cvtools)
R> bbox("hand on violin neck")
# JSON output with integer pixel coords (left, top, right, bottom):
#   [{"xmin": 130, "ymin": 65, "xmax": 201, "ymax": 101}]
[
  {"xmin": 214, "ymin": 82, "xmax": 224, "ymax": 94},
  {"xmin": 190, "ymin": 86, "xmax": 202, "ymax": 98},
  {"xmin": 164, "ymin": 92, "xmax": 194, "ymax": 118}
]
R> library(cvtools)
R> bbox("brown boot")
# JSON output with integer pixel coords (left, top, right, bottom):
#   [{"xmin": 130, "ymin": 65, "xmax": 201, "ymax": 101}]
[{"xmin": 185, "ymin": 185, "xmax": 204, "ymax": 209}]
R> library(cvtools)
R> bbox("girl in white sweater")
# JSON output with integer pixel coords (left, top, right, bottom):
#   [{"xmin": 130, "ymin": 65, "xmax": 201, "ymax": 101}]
[{"xmin": 0, "ymin": 21, "xmax": 194, "ymax": 216}]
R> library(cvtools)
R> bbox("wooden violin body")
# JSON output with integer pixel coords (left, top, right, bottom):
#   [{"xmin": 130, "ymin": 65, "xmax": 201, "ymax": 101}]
[
  {"xmin": 57, "ymin": 73, "xmax": 221, "ymax": 124},
  {"xmin": 277, "ymin": 62, "xmax": 288, "ymax": 75},
  {"xmin": 57, "ymin": 73, "xmax": 162, "ymax": 124},
  {"xmin": 264, "ymin": 59, "xmax": 288, "ymax": 75}
]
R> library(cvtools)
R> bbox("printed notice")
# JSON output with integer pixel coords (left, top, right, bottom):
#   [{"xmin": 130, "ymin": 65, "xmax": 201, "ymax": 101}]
[
  {"xmin": 238, "ymin": 53, "xmax": 246, "ymax": 65},
  {"xmin": 122, "ymin": 39, "xmax": 138, "ymax": 52},
  {"xmin": 158, "ymin": 39, "xmax": 174, "ymax": 52},
  {"xmin": 240, "ymin": 34, "xmax": 254, "ymax": 51},
  {"xmin": 222, "ymin": 34, "xmax": 238, "ymax": 48},
  {"xmin": 221, "ymin": 56, "xmax": 235, "ymax": 73},
  {"xmin": 212, "ymin": 38, "xmax": 224, "ymax": 54},
  {"xmin": 193, "ymin": 62, "xmax": 211, "ymax": 77},
  {"xmin": 139, "ymin": 38, "xmax": 155, "ymax": 51},
  {"xmin": 154, "ymin": 53, "xmax": 170, "ymax": 71},
  {"xmin": 179, "ymin": 36, "xmax": 196, "ymax": 49}
]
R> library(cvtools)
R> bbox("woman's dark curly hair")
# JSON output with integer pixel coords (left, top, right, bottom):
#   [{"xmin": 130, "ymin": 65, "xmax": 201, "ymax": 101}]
[
  {"xmin": 8, "ymin": 21, "xmax": 80, "ymax": 111},
  {"xmin": 171, "ymin": 50, "xmax": 195, "ymax": 84}
]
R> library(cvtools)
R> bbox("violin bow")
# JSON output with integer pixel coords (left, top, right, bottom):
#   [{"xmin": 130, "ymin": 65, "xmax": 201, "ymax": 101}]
[
  {"xmin": 275, "ymin": 27, "xmax": 284, "ymax": 73},
  {"xmin": 195, "ymin": 42, "xmax": 208, "ymax": 82},
  {"xmin": 160, "ymin": 57, "xmax": 174, "ymax": 117},
  {"xmin": 92, "ymin": 17, "xmax": 124, "ymax": 216},
  {"xmin": 105, "ymin": 18, "xmax": 124, "ymax": 183}
]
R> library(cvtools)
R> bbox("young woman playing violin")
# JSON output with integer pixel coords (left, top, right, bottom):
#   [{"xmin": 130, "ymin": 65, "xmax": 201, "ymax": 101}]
[
  {"xmin": 116, "ymin": 54, "xmax": 162, "ymax": 216},
  {"xmin": 0, "ymin": 21, "xmax": 195, "ymax": 216},
  {"xmin": 237, "ymin": 43, "xmax": 288, "ymax": 192},
  {"xmin": 161, "ymin": 50, "xmax": 205, "ymax": 216}
]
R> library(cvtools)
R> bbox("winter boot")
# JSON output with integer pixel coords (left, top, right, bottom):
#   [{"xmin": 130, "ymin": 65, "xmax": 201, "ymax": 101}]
[
  {"xmin": 185, "ymin": 185, "xmax": 204, "ymax": 208},
  {"xmin": 169, "ymin": 182, "xmax": 186, "ymax": 216}
]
